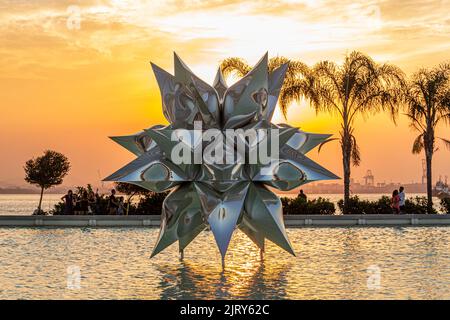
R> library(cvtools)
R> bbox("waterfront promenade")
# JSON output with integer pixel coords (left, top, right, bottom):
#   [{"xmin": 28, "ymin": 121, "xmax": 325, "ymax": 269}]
[{"xmin": 0, "ymin": 214, "xmax": 448, "ymax": 228}]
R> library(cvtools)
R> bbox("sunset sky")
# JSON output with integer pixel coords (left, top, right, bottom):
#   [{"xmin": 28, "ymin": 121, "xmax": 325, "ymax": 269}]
[{"xmin": 0, "ymin": 0, "xmax": 449, "ymax": 189}]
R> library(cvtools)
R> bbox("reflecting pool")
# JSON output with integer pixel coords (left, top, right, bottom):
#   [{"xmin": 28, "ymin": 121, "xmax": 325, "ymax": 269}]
[{"xmin": 0, "ymin": 227, "xmax": 448, "ymax": 299}]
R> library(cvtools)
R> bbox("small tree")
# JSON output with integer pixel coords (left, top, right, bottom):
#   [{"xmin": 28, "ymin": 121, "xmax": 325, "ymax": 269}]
[
  {"xmin": 24, "ymin": 150, "xmax": 70, "ymax": 214},
  {"xmin": 115, "ymin": 182, "xmax": 150, "ymax": 215}
]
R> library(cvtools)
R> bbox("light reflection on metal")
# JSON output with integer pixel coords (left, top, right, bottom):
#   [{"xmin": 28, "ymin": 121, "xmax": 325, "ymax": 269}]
[{"xmin": 104, "ymin": 53, "xmax": 339, "ymax": 262}]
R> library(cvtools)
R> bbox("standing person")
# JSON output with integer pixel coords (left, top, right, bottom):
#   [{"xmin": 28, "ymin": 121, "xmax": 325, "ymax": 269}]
[
  {"xmin": 88, "ymin": 191, "xmax": 96, "ymax": 214},
  {"xmin": 299, "ymin": 189, "xmax": 307, "ymax": 202},
  {"xmin": 391, "ymin": 189, "xmax": 400, "ymax": 214},
  {"xmin": 108, "ymin": 189, "xmax": 119, "ymax": 215},
  {"xmin": 94, "ymin": 189, "xmax": 102, "ymax": 214},
  {"xmin": 61, "ymin": 190, "xmax": 74, "ymax": 215},
  {"xmin": 73, "ymin": 194, "xmax": 81, "ymax": 215},
  {"xmin": 117, "ymin": 197, "xmax": 125, "ymax": 215},
  {"xmin": 398, "ymin": 186, "xmax": 406, "ymax": 213},
  {"xmin": 80, "ymin": 190, "xmax": 89, "ymax": 215}
]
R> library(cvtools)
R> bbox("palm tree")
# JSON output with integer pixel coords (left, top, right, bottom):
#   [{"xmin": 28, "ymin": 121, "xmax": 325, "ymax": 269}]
[
  {"xmin": 404, "ymin": 63, "xmax": 450, "ymax": 214},
  {"xmin": 221, "ymin": 52, "xmax": 404, "ymax": 213},
  {"xmin": 220, "ymin": 56, "xmax": 313, "ymax": 117},
  {"xmin": 305, "ymin": 52, "xmax": 405, "ymax": 213}
]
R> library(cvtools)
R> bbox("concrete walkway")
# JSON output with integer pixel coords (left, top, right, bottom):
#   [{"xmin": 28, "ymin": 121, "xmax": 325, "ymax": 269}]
[{"xmin": 0, "ymin": 214, "xmax": 448, "ymax": 228}]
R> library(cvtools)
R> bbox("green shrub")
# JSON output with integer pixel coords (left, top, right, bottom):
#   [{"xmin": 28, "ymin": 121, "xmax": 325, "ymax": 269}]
[
  {"xmin": 51, "ymin": 202, "xmax": 65, "ymax": 215},
  {"xmin": 374, "ymin": 196, "xmax": 393, "ymax": 214},
  {"xmin": 403, "ymin": 196, "xmax": 437, "ymax": 214},
  {"xmin": 337, "ymin": 196, "xmax": 394, "ymax": 214},
  {"xmin": 51, "ymin": 185, "xmax": 166, "ymax": 215},
  {"xmin": 130, "ymin": 192, "xmax": 168, "ymax": 215},
  {"xmin": 337, "ymin": 195, "xmax": 437, "ymax": 214},
  {"xmin": 441, "ymin": 198, "xmax": 450, "ymax": 214},
  {"xmin": 282, "ymin": 196, "xmax": 335, "ymax": 215}
]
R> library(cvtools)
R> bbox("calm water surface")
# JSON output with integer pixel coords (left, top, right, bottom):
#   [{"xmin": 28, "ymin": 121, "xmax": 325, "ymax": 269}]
[
  {"xmin": 0, "ymin": 194, "xmax": 63, "ymax": 215},
  {"xmin": 0, "ymin": 227, "xmax": 448, "ymax": 299}
]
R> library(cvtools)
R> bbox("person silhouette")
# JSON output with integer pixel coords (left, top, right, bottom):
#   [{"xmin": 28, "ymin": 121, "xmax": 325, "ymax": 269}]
[
  {"xmin": 61, "ymin": 190, "xmax": 74, "ymax": 215},
  {"xmin": 108, "ymin": 189, "xmax": 119, "ymax": 215},
  {"xmin": 299, "ymin": 189, "xmax": 307, "ymax": 201},
  {"xmin": 398, "ymin": 186, "xmax": 406, "ymax": 213},
  {"xmin": 391, "ymin": 189, "xmax": 400, "ymax": 214}
]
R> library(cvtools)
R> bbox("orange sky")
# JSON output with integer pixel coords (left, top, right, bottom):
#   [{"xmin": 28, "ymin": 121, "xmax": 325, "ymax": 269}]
[{"xmin": 0, "ymin": 0, "xmax": 449, "ymax": 188}]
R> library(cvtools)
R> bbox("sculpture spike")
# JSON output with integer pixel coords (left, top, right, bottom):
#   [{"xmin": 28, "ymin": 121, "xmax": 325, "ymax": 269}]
[
  {"xmin": 213, "ymin": 67, "xmax": 228, "ymax": 100},
  {"xmin": 151, "ymin": 184, "xmax": 205, "ymax": 258},
  {"xmin": 238, "ymin": 214, "xmax": 265, "ymax": 250},
  {"xmin": 109, "ymin": 135, "xmax": 144, "ymax": 157},
  {"xmin": 265, "ymin": 63, "xmax": 288, "ymax": 121},
  {"xmin": 194, "ymin": 182, "xmax": 249, "ymax": 259},
  {"xmin": 109, "ymin": 125, "xmax": 164, "ymax": 156},
  {"xmin": 102, "ymin": 151, "xmax": 163, "ymax": 182},
  {"xmin": 222, "ymin": 53, "xmax": 269, "ymax": 129},
  {"xmin": 151, "ymin": 63, "xmax": 176, "ymax": 123},
  {"xmin": 174, "ymin": 52, "xmax": 196, "ymax": 86},
  {"xmin": 244, "ymin": 183, "xmax": 295, "ymax": 256}
]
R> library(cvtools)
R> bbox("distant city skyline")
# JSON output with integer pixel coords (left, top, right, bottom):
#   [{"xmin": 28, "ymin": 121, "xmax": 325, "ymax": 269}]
[
  {"xmin": 1, "ymin": 168, "xmax": 443, "ymax": 189},
  {"xmin": 0, "ymin": 178, "xmax": 439, "ymax": 195}
]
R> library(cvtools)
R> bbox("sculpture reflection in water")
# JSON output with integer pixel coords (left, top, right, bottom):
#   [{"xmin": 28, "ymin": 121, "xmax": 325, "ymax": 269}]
[
  {"xmin": 104, "ymin": 53, "xmax": 338, "ymax": 264},
  {"xmin": 157, "ymin": 259, "xmax": 290, "ymax": 300}
]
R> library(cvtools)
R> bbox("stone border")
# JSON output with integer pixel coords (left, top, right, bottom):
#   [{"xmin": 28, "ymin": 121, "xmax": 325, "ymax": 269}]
[{"xmin": 0, "ymin": 214, "xmax": 448, "ymax": 228}]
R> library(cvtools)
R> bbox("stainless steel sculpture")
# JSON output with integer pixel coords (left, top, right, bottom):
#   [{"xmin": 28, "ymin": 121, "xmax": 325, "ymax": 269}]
[{"xmin": 105, "ymin": 53, "xmax": 338, "ymax": 262}]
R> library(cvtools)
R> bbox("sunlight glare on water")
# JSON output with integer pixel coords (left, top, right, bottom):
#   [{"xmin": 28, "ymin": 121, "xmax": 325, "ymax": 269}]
[{"xmin": 0, "ymin": 227, "xmax": 448, "ymax": 299}]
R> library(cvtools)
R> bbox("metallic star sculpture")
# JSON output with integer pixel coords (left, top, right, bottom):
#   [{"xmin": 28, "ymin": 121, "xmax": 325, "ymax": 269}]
[{"xmin": 104, "ymin": 53, "xmax": 338, "ymax": 262}]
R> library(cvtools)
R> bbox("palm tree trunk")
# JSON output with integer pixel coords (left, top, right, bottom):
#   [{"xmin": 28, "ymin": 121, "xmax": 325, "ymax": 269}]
[
  {"xmin": 342, "ymin": 133, "xmax": 351, "ymax": 214},
  {"xmin": 425, "ymin": 149, "xmax": 433, "ymax": 214},
  {"xmin": 424, "ymin": 125, "xmax": 435, "ymax": 214},
  {"xmin": 38, "ymin": 186, "xmax": 44, "ymax": 213}
]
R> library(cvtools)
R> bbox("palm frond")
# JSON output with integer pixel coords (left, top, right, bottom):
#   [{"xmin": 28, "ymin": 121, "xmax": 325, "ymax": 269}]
[
  {"xmin": 268, "ymin": 56, "xmax": 289, "ymax": 71},
  {"xmin": 310, "ymin": 61, "xmax": 343, "ymax": 115},
  {"xmin": 403, "ymin": 113, "xmax": 426, "ymax": 132},
  {"xmin": 279, "ymin": 76, "xmax": 315, "ymax": 118},
  {"xmin": 436, "ymin": 113, "xmax": 450, "ymax": 125},
  {"xmin": 345, "ymin": 54, "xmax": 404, "ymax": 123},
  {"xmin": 317, "ymin": 138, "xmax": 339, "ymax": 153},
  {"xmin": 350, "ymin": 135, "xmax": 361, "ymax": 166},
  {"xmin": 412, "ymin": 134, "xmax": 424, "ymax": 154},
  {"xmin": 268, "ymin": 56, "xmax": 310, "ymax": 80},
  {"xmin": 405, "ymin": 62, "xmax": 450, "ymax": 135},
  {"xmin": 220, "ymin": 57, "xmax": 252, "ymax": 78},
  {"xmin": 279, "ymin": 84, "xmax": 304, "ymax": 118},
  {"xmin": 439, "ymin": 137, "xmax": 450, "ymax": 151}
]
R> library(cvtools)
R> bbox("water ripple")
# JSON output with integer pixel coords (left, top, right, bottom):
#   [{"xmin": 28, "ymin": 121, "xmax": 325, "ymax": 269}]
[{"xmin": 0, "ymin": 227, "xmax": 448, "ymax": 299}]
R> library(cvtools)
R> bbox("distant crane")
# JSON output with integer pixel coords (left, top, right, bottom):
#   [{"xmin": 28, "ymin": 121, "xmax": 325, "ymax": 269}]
[{"xmin": 363, "ymin": 170, "xmax": 375, "ymax": 186}]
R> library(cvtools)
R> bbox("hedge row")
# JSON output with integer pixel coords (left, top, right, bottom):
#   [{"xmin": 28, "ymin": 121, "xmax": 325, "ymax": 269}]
[{"xmin": 50, "ymin": 186, "xmax": 449, "ymax": 215}]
